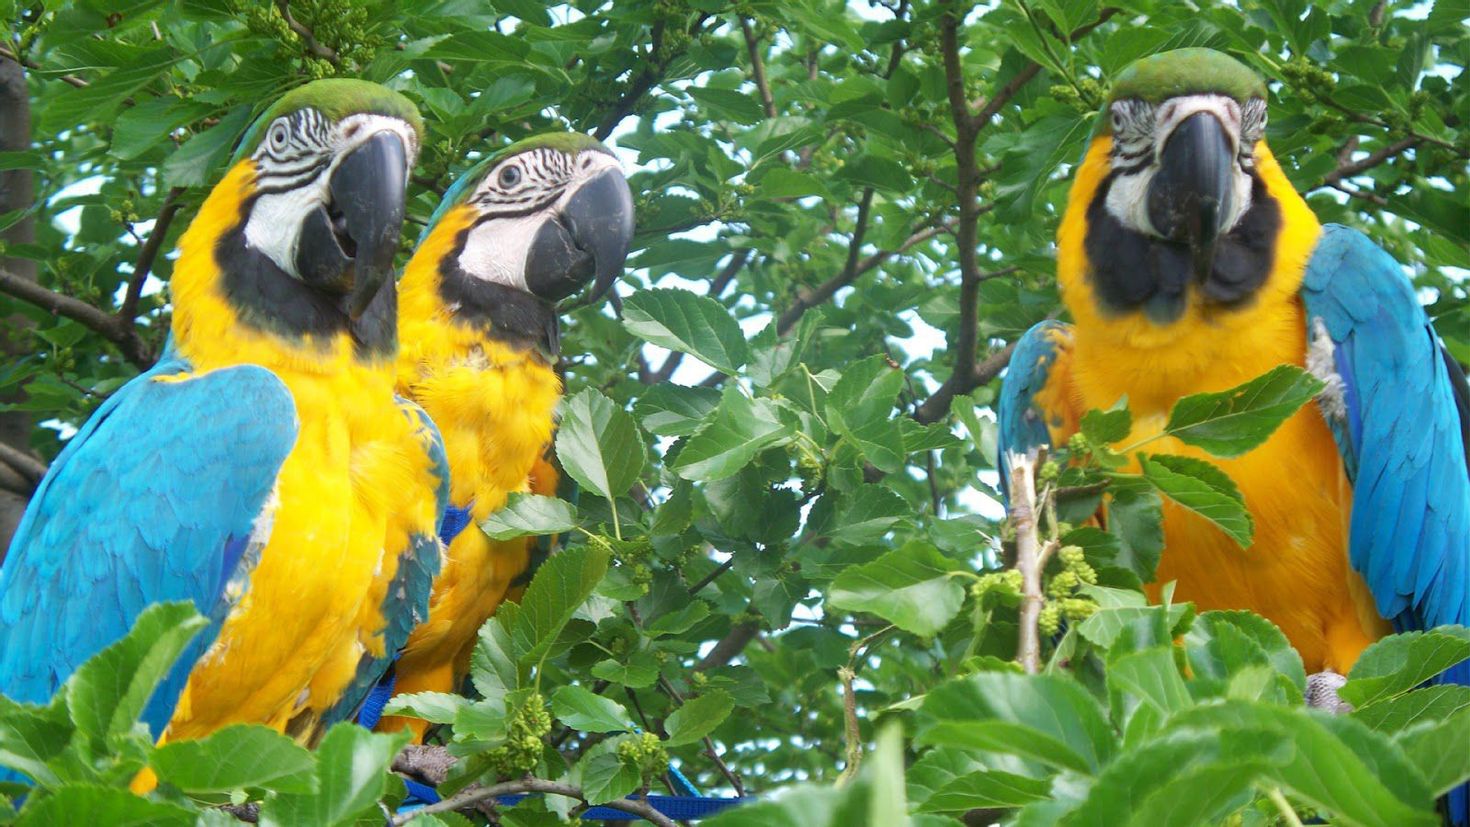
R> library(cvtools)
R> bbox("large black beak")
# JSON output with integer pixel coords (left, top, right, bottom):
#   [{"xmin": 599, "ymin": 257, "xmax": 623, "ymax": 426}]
[
  {"xmin": 524, "ymin": 165, "xmax": 634, "ymax": 305},
  {"xmin": 296, "ymin": 130, "xmax": 409, "ymax": 320},
  {"xmin": 1146, "ymin": 112, "xmax": 1235, "ymax": 281}
]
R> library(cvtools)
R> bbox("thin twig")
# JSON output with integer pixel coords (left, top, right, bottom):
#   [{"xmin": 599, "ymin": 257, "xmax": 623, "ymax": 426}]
[
  {"xmin": 836, "ymin": 666, "xmax": 862, "ymax": 785},
  {"xmin": 389, "ymin": 776, "xmax": 677, "ymax": 827},
  {"xmin": 739, "ymin": 17, "xmax": 777, "ymax": 119},
  {"xmin": 0, "ymin": 268, "xmax": 154, "ymax": 368},
  {"xmin": 774, "ymin": 219, "xmax": 942, "ymax": 335},
  {"xmin": 1009, "ymin": 450, "xmax": 1044, "ymax": 674},
  {"xmin": 1320, "ymin": 137, "xmax": 1418, "ymax": 187},
  {"xmin": 694, "ymin": 621, "xmax": 759, "ymax": 672},
  {"xmin": 687, "ymin": 556, "xmax": 735, "ymax": 595},
  {"xmin": 120, "ymin": 187, "xmax": 184, "ymax": 321},
  {"xmin": 275, "ymin": 1, "xmax": 341, "ymax": 64},
  {"xmin": 0, "ymin": 44, "xmax": 87, "ymax": 88}
]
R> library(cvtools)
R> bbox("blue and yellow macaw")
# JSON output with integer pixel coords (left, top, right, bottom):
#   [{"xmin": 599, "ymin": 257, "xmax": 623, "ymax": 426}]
[
  {"xmin": 0, "ymin": 80, "xmax": 447, "ymax": 761},
  {"xmin": 378, "ymin": 134, "xmax": 633, "ymax": 738},
  {"xmin": 999, "ymin": 49, "xmax": 1468, "ymax": 821}
]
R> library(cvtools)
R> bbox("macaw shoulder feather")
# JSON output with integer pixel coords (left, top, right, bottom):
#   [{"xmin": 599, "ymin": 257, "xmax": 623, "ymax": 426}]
[
  {"xmin": 997, "ymin": 320, "xmax": 1078, "ymax": 499},
  {"xmin": 0, "ymin": 352, "xmax": 298, "ymax": 735}
]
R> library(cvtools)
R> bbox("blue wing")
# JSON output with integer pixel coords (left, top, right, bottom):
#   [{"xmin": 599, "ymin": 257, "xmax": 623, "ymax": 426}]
[
  {"xmin": 997, "ymin": 320, "xmax": 1076, "ymax": 499},
  {"xmin": 1301, "ymin": 225, "xmax": 1470, "ymax": 637},
  {"xmin": 325, "ymin": 396, "xmax": 448, "ymax": 728},
  {"xmin": 1301, "ymin": 224, "xmax": 1470, "ymax": 824},
  {"xmin": 0, "ymin": 350, "xmax": 297, "ymax": 736}
]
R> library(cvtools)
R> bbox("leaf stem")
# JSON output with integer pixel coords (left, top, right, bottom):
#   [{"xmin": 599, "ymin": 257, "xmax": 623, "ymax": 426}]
[{"xmin": 1267, "ymin": 787, "xmax": 1304, "ymax": 827}]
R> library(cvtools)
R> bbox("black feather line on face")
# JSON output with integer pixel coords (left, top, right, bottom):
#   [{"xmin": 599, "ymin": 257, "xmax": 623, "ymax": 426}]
[
  {"xmin": 436, "ymin": 225, "xmax": 560, "ymax": 358},
  {"xmin": 1082, "ymin": 172, "xmax": 1280, "ymax": 324},
  {"xmin": 215, "ymin": 195, "xmax": 398, "ymax": 359}
]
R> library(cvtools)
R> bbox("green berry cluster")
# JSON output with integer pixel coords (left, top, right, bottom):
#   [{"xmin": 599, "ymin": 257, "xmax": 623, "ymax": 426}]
[
  {"xmin": 1281, "ymin": 57, "xmax": 1337, "ymax": 99},
  {"xmin": 1039, "ymin": 545, "xmax": 1099, "ymax": 635},
  {"xmin": 969, "ymin": 569, "xmax": 1022, "ymax": 600},
  {"xmin": 616, "ymin": 732, "xmax": 669, "ymax": 784},
  {"xmin": 487, "ymin": 692, "xmax": 551, "ymax": 778}
]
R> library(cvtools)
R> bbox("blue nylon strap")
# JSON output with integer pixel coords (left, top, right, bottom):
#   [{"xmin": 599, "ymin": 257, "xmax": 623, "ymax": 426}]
[
  {"xmin": 439, "ymin": 501, "xmax": 474, "ymax": 546},
  {"xmin": 399, "ymin": 786, "xmax": 749, "ymax": 820},
  {"xmin": 356, "ymin": 669, "xmax": 395, "ymax": 730}
]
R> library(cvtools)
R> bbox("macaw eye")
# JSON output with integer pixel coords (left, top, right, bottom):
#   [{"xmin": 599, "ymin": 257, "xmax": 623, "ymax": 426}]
[
  {"xmin": 1111, "ymin": 110, "xmax": 1124, "ymax": 131},
  {"xmin": 269, "ymin": 121, "xmax": 290, "ymax": 151},
  {"xmin": 498, "ymin": 165, "xmax": 522, "ymax": 187}
]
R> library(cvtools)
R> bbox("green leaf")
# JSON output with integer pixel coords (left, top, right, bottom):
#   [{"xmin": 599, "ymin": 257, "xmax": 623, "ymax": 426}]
[
  {"xmin": 664, "ymin": 690, "xmax": 734, "ymax": 747},
  {"xmin": 551, "ymin": 686, "xmax": 630, "ymax": 733},
  {"xmin": 1080, "ymin": 405, "xmax": 1131, "ymax": 446},
  {"xmin": 1353, "ymin": 684, "xmax": 1470, "ymax": 733},
  {"xmin": 259, "ymin": 725, "xmax": 410, "ymax": 827},
  {"xmin": 828, "ymin": 544, "xmax": 966, "ymax": 637},
  {"xmin": 1163, "ymin": 365, "xmax": 1325, "ymax": 458},
  {"xmin": 826, "ymin": 355, "xmax": 905, "ymax": 472},
  {"xmin": 0, "ymin": 696, "xmax": 71, "ymax": 786},
  {"xmin": 591, "ymin": 656, "xmax": 659, "ymax": 689},
  {"xmin": 66, "ymin": 602, "xmax": 206, "ymax": 755},
  {"xmin": 1170, "ymin": 702, "xmax": 1438, "ymax": 826},
  {"xmin": 15, "ymin": 785, "xmax": 195, "ymax": 827},
  {"xmin": 1341, "ymin": 626, "xmax": 1470, "ymax": 708},
  {"xmin": 512, "ymin": 543, "xmax": 611, "ymax": 667},
  {"xmin": 575, "ymin": 737, "xmax": 642, "ymax": 805},
  {"xmin": 828, "ymin": 485, "xmax": 910, "ymax": 545},
  {"xmin": 162, "ymin": 105, "xmax": 253, "ymax": 188},
  {"xmin": 634, "ymin": 384, "xmax": 720, "ymax": 437},
  {"xmin": 670, "ymin": 385, "xmax": 793, "ymax": 481},
  {"xmin": 470, "ymin": 612, "xmax": 520, "ymax": 703},
  {"xmin": 689, "ymin": 86, "xmax": 766, "ymax": 124},
  {"xmin": 150, "ymin": 724, "xmax": 315, "ymax": 795},
  {"xmin": 1394, "ymin": 709, "xmax": 1470, "ymax": 796},
  {"xmin": 1139, "ymin": 454, "xmax": 1253, "ymax": 547},
  {"xmin": 382, "ymin": 691, "xmax": 468, "ymax": 725},
  {"xmin": 917, "ymin": 769, "xmax": 1050, "ymax": 813},
  {"xmin": 555, "ymin": 389, "xmax": 645, "ymax": 500},
  {"xmin": 646, "ymin": 600, "xmax": 711, "ymax": 637},
  {"xmin": 918, "ymin": 672, "xmax": 1116, "ymax": 774},
  {"xmin": 480, "ymin": 493, "xmax": 579, "ymax": 540},
  {"xmin": 1108, "ymin": 646, "xmax": 1192, "ymax": 717},
  {"xmin": 623, "ymin": 288, "xmax": 749, "ymax": 375},
  {"xmin": 1185, "ymin": 610, "xmax": 1306, "ymax": 700},
  {"xmin": 1106, "ymin": 477, "xmax": 1164, "ymax": 581}
]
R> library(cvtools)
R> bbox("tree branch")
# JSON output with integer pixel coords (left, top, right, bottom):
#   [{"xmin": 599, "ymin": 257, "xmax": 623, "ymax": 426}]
[
  {"xmin": 740, "ymin": 17, "xmax": 777, "ymax": 119},
  {"xmin": 694, "ymin": 621, "xmax": 759, "ymax": 672},
  {"xmin": 593, "ymin": 13, "xmax": 712, "ymax": 140},
  {"xmin": 0, "ymin": 44, "xmax": 87, "ymax": 88},
  {"xmin": 0, "ymin": 443, "xmax": 45, "ymax": 487},
  {"xmin": 0, "ymin": 268, "xmax": 154, "ymax": 368},
  {"xmin": 912, "ymin": 339, "xmax": 1017, "ymax": 424},
  {"xmin": 389, "ymin": 776, "xmax": 677, "ymax": 827},
  {"xmin": 120, "ymin": 187, "xmax": 185, "ymax": 322},
  {"xmin": 1320, "ymin": 137, "xmax": 1419, "ymax": 188},
  {"xmin": 1008, "ymin": 450, "xmax": 1044, "ymax": 674}
]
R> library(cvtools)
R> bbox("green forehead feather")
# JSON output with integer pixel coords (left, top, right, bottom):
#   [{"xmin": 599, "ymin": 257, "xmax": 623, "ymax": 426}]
[
  {"xmin": 419, "ymin": 132, "xmax": 614, "ymax": 241},
  {"xmin": 232, "ymin": 78, "xmax": 423, "ymax": 164},
  {"xmin": 1108, "ymin": 48, "xmax": 1266, "ymax": 105}
]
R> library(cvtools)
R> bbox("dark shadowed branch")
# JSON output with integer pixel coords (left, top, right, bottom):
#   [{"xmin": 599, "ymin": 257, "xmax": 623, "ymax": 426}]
[
  {"xmin": 119, "ymin": 187, "xmax": 185, "ymax": 322},
  {"xmin": 0, "ymin": 268, "xmax": 155, "ymax": 368}
]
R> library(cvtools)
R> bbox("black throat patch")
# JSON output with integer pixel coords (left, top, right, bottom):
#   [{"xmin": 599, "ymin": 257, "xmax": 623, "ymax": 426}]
[
  {"xmin": 1082, "ymin": 172, "xmax": 1281, "ymax": 323},
  {"xmin": 215, "ymin": 202, "xmax": 397, "ymax": 360},
  {"xmin": 436, "ymin": 225, "xmax": 560, "ymax": 357}
]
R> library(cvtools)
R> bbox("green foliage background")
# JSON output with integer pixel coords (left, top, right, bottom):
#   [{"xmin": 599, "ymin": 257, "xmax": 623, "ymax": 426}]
[{"xmin": 0, "ymin": 0, "xmax": 1468, "ymax": 825}]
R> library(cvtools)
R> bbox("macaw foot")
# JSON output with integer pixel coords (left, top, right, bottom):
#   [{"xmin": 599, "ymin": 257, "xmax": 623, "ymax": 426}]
[
  {"xmin": 1305, "ymin": 670, "xmax": 1353, "ymax": 714},
  {"xmin": 393, "ymin": 743, "xmax": 456, "ymax": 786}
]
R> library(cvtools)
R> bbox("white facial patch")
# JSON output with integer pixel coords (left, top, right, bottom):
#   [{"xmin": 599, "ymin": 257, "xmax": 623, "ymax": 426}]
[
  {"xmin": 241, "ymin": 113, "xmax": 419, "ymax": 279},
  {"xmin": 1104, "ymin": 93, "xmax": 1255, "ymax": 239},
  {"xmin": 455, "ymin": 149, "xmax": 622, "ymax": 289}
]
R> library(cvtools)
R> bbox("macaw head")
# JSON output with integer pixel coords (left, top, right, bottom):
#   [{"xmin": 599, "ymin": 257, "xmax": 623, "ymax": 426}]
[
  {"xmin": 1060, "ymin": 49, "xmax": 1296, "ymax": 324},
  {"xmin": 1098, "ymin": 48, "xmax": 1268, "ymax": 273},
  {"xmin": 227, "ymin": 79, "xmax": 422, "ymax": 324},
  {"xmin": 408, "ymin": 132, "xmax": 635, "ymax": 356}
]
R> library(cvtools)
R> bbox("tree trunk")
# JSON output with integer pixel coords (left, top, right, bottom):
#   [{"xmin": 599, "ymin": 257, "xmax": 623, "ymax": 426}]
[{"xmin": 0, "ymin": 55, "xmax": 38, "ymax": 559}]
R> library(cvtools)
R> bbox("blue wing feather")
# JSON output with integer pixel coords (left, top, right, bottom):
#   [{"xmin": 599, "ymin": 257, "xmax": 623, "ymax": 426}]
[
  {"xmin": 1301, "ymin": 224, "xmax": 1469, "ymax": 822},
  {"xmin": 997, "ymin": 320, "xmax": 1074, "ymax": 499},
  {"xmin": 323, "ymin": 396, "xmax": 448, "ymax": 727},
  {"xmin": 0, "ymin": 350, "xmax": 297, "ymax": 737}
]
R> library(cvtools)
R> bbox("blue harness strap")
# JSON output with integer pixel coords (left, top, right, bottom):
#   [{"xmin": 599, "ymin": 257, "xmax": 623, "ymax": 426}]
[
  {"xmin": 356, "ymin": 669, "xmax": 396, "ymax": 731},
  {"xmin": 439, "ymin": 501, "xmax": 474, "ymax": 546}
]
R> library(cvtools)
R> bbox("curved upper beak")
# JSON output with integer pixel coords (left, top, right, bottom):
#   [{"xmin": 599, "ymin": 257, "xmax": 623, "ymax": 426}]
[
  {"xmin": 1146, "ymin": 112, "xmax": 1235, "ymax": 281},
  {"xmin": 324, "ymin": 130, "xmax": 409, "ymax": 320},
  {"xmin": 524, "ymin": 164, "xmax": 635, "ymax": 305}
]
